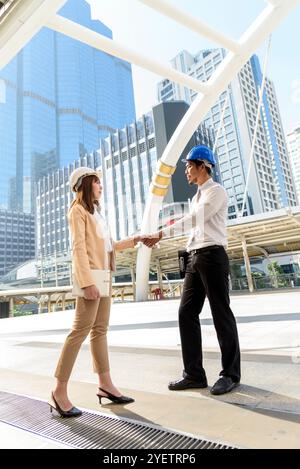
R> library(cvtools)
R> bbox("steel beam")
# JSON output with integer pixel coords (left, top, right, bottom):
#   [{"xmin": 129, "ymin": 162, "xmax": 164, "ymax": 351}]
[
  {"xmin": 47, "ymin": 14, "xmax": 208, "ymax": 94},
  {"xmin": 0, "ymin": 0, "xmax": 67, "ymax": 69}
]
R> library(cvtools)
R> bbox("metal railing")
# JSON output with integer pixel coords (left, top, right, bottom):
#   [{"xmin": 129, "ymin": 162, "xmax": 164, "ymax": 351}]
[
  {"xmin": 231, "ymin": 273, "xmax": 300, "ymax": 291},
  {"xmin": 1, "ymin": 274, "xmax": 300, "ymax": 319}
]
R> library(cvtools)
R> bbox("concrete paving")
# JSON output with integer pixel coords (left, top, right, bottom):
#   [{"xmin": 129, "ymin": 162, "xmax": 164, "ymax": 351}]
[{"xmin": 0, "ymin": 290, "xmax": 299, "ymax": 449}]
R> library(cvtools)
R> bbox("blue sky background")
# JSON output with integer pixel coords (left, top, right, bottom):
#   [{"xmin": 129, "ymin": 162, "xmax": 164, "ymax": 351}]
[{"xmin": 88, "ymin": 0, "xmax": 300, "ymax": 133}]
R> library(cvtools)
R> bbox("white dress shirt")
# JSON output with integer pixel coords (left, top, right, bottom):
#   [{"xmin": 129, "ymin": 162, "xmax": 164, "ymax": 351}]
[{"xmin": 161, "ymin": 178, "xmax": 228, "ymax": 251}]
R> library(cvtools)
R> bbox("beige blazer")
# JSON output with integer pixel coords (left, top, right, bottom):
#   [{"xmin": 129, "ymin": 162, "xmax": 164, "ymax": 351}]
[{"xmin": 68, "ymin": 203, "xmax": 135, "ymax": 289}]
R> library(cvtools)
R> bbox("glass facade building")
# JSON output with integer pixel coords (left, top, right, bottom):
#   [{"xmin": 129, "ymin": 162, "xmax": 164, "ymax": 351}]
[
  {"xmin": 157, "ymin": 49, "xmax": 297, "ymax": 218},
  {"xmin": 0, "ymin": 0, "xmax": 136, "ymax": 214}
]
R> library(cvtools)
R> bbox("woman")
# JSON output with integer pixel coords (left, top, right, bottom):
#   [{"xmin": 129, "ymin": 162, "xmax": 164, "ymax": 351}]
[{"xmin": 50, "ymin": 167, "xmax": 141, "ymax": 417}]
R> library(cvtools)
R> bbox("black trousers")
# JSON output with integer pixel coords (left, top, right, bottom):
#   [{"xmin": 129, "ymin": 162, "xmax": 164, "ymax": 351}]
[{"xmin": 179, "ymin": 246, "xmax": 241, "ymax": 383}]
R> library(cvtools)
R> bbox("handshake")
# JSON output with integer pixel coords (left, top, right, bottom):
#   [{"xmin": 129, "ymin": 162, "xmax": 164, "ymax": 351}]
[{"xmin": 133, "ymin": 231, "xmax": 163, "ymax": 248}]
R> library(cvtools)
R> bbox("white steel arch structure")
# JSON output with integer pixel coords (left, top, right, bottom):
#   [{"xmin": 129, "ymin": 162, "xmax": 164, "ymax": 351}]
[{"xmin": 0, "ymin": 0, "xmax": 299, "ymax": 300}]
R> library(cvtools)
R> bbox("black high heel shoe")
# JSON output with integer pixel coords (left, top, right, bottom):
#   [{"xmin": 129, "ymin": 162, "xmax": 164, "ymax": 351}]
[
  {"xmin": 97, "ymin": 387, "xmax": 135, "ymax": 405},
  {"xmin": 49, "ymin": 392, "xmax": 82, "ymax": 418}
]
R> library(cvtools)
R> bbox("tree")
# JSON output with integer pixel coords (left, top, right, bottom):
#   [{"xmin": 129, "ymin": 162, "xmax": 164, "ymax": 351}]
[{"xmin": 267, "ymin": 261, "xmax": 287, "ymax": 288}]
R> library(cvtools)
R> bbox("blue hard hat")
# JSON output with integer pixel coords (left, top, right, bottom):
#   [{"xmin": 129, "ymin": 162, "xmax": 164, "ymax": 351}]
[{"xmin": 182, "ymin": 145, "xmax": 216, "ymax": 167}]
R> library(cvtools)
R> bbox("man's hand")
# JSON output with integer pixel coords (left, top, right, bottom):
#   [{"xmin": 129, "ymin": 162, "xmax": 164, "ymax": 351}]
[
  {"xmin": 141, "ymin": 231, "xmax": 162, "ymax": 248},
  {"xmin": 83, "ymin": 285, "xmax": 101, "ymax": 300}
]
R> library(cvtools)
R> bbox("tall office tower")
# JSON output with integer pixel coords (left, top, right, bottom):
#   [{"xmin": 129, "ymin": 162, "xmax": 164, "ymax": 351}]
[
  {"xmin": 286, "ymin": 125, "xmax": 300, "ymax": 204},
  {"xmin": 0, "ymin": 0, "xmax": 136, "ymax": 214},
  {"xmin": 158, "ymin": 49, "xmax": 297, "ymax": 218},
  {"xmin": 36, "ymin": 101, "xmax": 214, "ymax": 262}
]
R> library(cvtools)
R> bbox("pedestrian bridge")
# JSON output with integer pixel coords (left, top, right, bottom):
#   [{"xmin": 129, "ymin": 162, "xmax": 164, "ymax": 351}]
[{"xmin": 1, "ymin": 0, "xmax": 300, "ymax": 449}]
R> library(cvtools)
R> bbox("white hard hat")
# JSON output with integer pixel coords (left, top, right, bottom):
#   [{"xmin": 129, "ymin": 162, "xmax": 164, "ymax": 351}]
[{"xmin": 69, "ymin": 167, "xmax": 102, "ymax": 192}]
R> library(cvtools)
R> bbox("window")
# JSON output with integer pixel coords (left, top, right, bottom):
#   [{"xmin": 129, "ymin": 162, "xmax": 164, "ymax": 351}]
[
  {"xmin": 233, "ymin": 175, "xmax": 242, "ymax": 185},
  {"xmin": 232, "ymin": 167, "xmax": 240, "ymax": 177},
  {"xmin": 220, "ymin": 162, "xmax": 229, "ymax": 171},
  {"xmin": 235, "ymin": 184, "xmax": 244, "ymax": 194},
  {"xmin": 222, "ymin": 170, "xmax": 230, "ymax": 179}
]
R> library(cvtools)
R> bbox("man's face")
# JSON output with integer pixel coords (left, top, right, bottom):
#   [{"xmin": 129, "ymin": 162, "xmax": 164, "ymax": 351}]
[{"xmin": 185, "ymin": 161, "xmax": 203, "ymax": 185}]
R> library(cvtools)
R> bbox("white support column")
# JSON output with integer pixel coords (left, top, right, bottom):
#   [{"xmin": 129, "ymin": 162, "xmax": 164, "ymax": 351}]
[
  {"xmin": 241, "ymin": 237, "xmax": 254, "ymax": 293},
  {"xmin": 61, "ymin": 293, "xmax": 66, "ymax": 311},
  {"xmin": 47, "ymin": 294, "xmax": 52, "ymax": 313},
  {"xmin": 38, "ymin": 295, "xmax": 42, "ymax": 314},
  {"xmin": 0, "ymin": 0, "xmax": 67, "ymax": 69},
  {"xmin": 131, "ymin": 267, "xmax": 136, "ymax": 301},
  {"xmin": 136, "ymin": 0, "xmax": 300, "ymax": 300},
  {"xmin": 9, "ymin": 297, "xmax": 14, "ymax": 318},
  {"xmin": 157, "ymin": 261, "xmax": 164, "ymax": 293}
]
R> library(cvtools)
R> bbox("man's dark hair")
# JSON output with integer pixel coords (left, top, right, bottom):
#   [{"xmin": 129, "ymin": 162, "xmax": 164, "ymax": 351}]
[{"xmin": 193, "ymin": 160, "xmax": 212, "ymax": 176}]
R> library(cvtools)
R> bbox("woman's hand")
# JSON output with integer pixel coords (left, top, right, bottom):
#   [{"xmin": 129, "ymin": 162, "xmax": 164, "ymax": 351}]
[
  {"xmin": 133, "ymin": 235, "xmax": 142, "ymax": 246},
  {"xmin": 83, "ymin": 285, "xmax": 101, "ymax": 300}
]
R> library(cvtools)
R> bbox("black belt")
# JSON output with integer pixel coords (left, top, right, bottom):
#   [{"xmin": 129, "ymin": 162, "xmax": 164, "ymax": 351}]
[{"xmin": 189, "ymin": 245, "xmax": 223, "ymax": 255}]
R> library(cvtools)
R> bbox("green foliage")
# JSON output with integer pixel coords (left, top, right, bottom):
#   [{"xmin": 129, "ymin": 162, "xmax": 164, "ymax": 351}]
[
  {"xmin": 11, "ymin": 308, "xmax": 34, "ymax": 318},
  {"xmin": 267, "ymin": 261, "xmax": 284, "ymax": 275},
  {"xmin": 230, "ymin": 264, "xmax": 243, "ymax": 279},
  {"xmin": 267, "ymin": 262, "xmax": 288, "ymax": 287}
]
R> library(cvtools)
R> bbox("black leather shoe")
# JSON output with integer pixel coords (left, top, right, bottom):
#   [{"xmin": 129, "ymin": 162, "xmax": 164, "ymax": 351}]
[
  {"xmin": 97, "ymin": 387, "xmax": 135, "ymax": 405},
  {"xmin": 210, "ymin": 376, "xmax": 240, "ymax": 395},
  {"xmin": 168, "ymin": 377, "xmax": 208, "ymax": 391},
  {"xmin": 49, "ymin": 392, "xmax": 82, "ymax": 418}
]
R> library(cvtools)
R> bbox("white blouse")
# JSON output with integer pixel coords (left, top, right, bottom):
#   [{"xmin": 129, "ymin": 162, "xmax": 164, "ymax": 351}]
[{"xmin": 93, "ymin": 205, "xmax": 113, "ymax": 254}]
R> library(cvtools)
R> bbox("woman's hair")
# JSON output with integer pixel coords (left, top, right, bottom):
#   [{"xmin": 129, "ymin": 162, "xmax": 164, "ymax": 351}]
[{"xmin": 70, "ymin": 175, "xmax": 100, "ymax": 214}]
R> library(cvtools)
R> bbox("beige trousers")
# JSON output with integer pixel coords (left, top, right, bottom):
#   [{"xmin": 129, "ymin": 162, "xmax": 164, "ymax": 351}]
[{"xmin": 54, "ymin": 295, "xmax": 111, "ymax": 382}]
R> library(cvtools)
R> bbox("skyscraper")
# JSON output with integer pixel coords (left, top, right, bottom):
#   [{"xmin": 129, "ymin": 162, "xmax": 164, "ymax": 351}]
[
  {"xmin": 287, "ymin": 125, "xmax": 300, "ymax": 204},
  {"xmin": 0, "ymin": 0, "xmax": 136, "ymax": 213},
  {"xmin": 157, "ymin": 49, "xmax": 297, "ymax": 218}
]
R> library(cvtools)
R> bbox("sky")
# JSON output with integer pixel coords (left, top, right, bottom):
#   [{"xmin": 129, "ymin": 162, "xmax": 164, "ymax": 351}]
[{"xmin": 87, "ymin": 0, "xmax": 300, "ymax": 134}]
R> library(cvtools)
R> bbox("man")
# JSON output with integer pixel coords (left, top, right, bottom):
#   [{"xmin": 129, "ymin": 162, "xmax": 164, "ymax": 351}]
[{"xmin": 143, "ymin": 145, "xmax": 241, "ymax": 395}]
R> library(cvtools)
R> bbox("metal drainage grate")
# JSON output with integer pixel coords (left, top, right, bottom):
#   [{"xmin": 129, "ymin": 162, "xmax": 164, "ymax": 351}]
[{"xmin": 0, "ymin": 391, "xmax": 235, "ymax": 449}]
